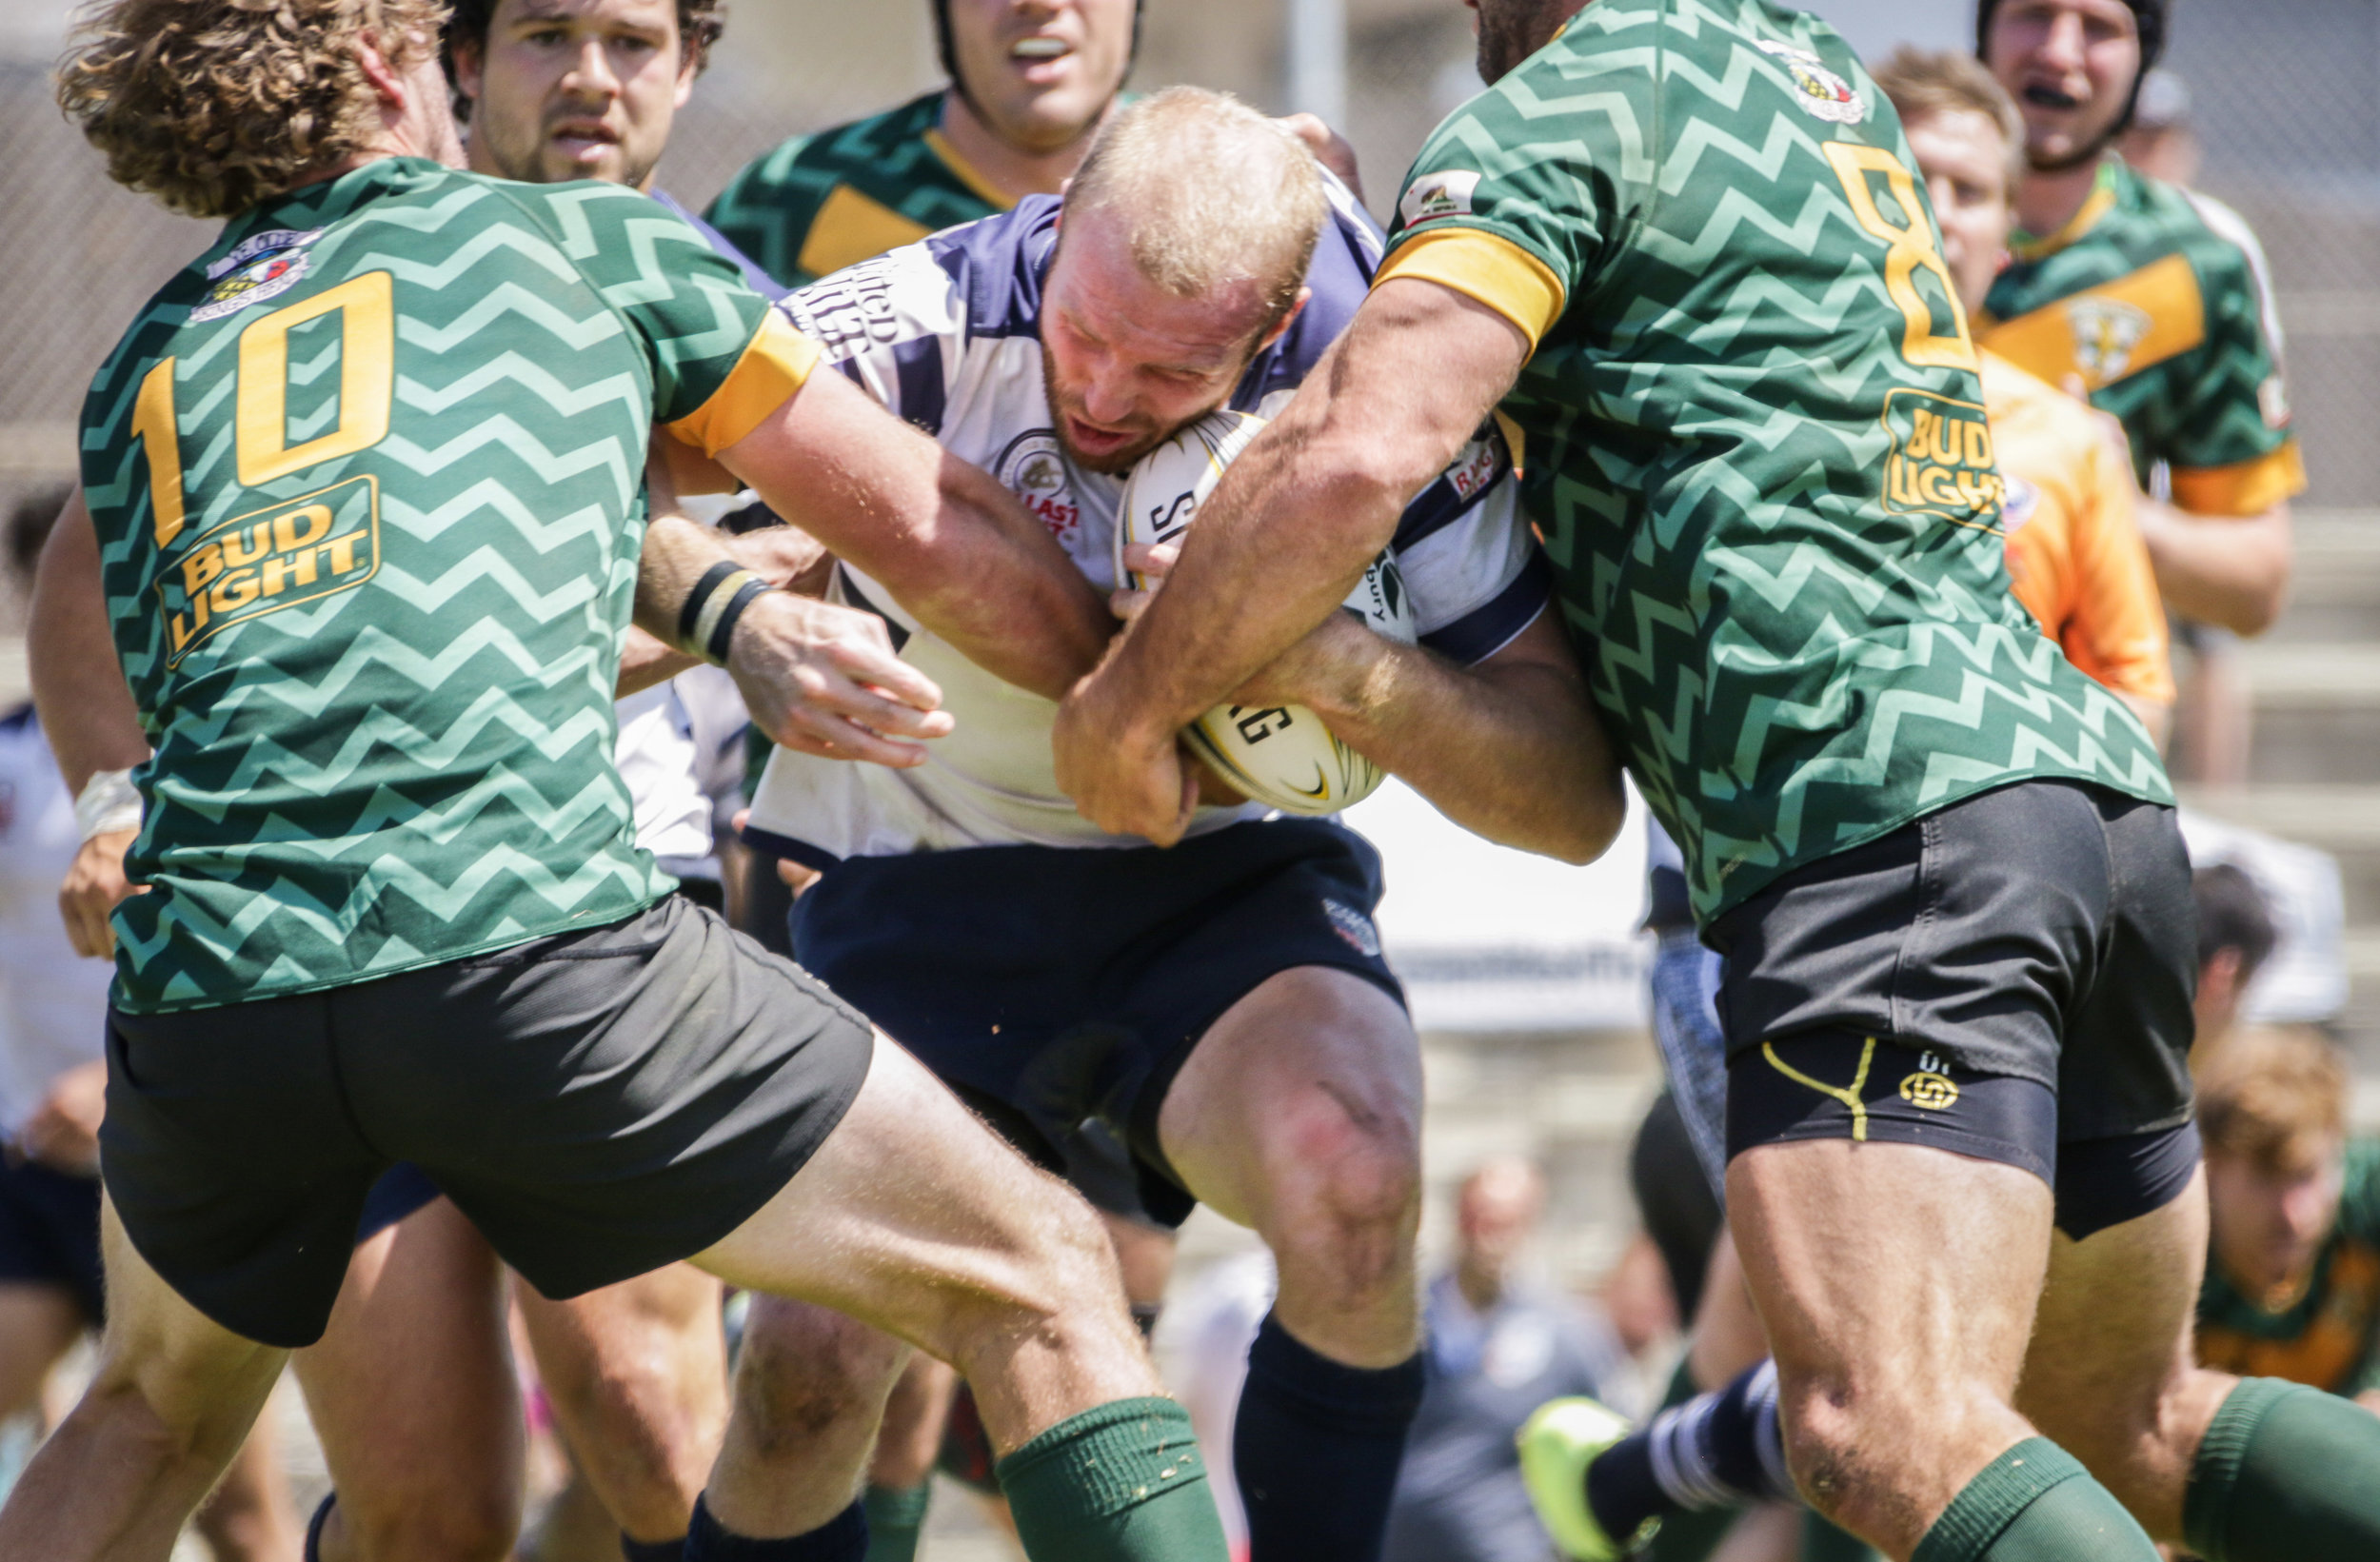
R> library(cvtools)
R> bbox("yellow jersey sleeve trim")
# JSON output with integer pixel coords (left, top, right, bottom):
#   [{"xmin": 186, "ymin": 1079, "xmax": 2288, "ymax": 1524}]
[
  {"xmin": 2170, "ymin": 442, "xmax": 2307, "ymax": 517},
  {"xmin": 922, "ymin": 128, "xmax": 1020, "ymax": 212},
  {"xmin": 1375, "ymin": 228, "xmax": 1568, "ymax": 350},
  {"xmin": 667, "ymin": 311, "xmax": 821, "ymax": 459}
]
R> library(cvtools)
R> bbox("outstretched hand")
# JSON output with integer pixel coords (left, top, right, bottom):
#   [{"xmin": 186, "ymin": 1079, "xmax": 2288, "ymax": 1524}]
[{"xmin": 726, "ymin": 592, "xmax": 955, "ymax": 767}]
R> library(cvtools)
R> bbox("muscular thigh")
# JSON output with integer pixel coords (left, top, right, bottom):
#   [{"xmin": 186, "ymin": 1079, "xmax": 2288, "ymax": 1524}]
[
  {"xmin": 293, "ymin": 1196, "xmax": 521, "ymax": 1519},
  {"xmin": 2014, "ymin": 1168, "xmax": 2231, "ymax": 1541},
  {"xmin": 1156, "ymin": 966, "xmax": 1420, "ymax": 1232}
]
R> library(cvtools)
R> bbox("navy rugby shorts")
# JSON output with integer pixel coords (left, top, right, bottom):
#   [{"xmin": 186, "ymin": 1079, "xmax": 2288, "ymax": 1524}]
[{"xmin": 791, "ymin": 818, "xmax": 1404, "ymax": 1227}]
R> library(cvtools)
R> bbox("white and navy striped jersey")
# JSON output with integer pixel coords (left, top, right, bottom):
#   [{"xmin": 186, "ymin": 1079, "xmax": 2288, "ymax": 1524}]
[
  {"xmin": 747, "ymin": 185, "xmax": 1551, "ymax": 860},
  {"xmin": 0, "ymin": 709, "xmax": 114, "ymax": 1138}
]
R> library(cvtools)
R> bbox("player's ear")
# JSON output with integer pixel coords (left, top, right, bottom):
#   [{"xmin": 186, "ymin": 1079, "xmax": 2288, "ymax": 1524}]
[
  {"xmin": 354, "ymin": 30, "xmax": 408, "ymax": 109},
  {"xmin": 1255, "ymin": 287, "xmax": 1312, "ymax": 354}
]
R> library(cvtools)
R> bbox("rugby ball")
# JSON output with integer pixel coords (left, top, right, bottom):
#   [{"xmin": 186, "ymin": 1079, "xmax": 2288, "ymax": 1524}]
[{"xmin": 1114, "ymin": 410, "xmax": 1417, "ymax": 816}]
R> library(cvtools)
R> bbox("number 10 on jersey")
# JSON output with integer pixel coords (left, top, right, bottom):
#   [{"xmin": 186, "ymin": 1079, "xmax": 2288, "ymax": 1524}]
[{"xmin": 129, "ymin": 271, "xmax": 397, "ymax": 549}]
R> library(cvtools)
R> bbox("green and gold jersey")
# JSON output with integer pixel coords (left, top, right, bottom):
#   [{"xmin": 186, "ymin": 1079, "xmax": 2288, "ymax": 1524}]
[
  {"xmin": 704, "ymin": 91, "xmax": 1012, "ymax": 289},
  {"xmin": 1982, "ymin": 159, "xmax": 2304, "ymax": 517},
  {"xmin": 1377, "ymin": 0, "xmax": 2169, "ymax": 923},
  {"xmin": 80, "ymin": 157, "xmax": 818, "ymax": 1012},
  {"xmin": 2199, "ymin": 1140, "xmax": 2380, "ymax": 1398}
]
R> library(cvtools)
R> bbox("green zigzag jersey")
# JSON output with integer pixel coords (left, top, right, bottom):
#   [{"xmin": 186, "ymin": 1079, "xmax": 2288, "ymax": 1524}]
[
  {"xmin": 1382, "ymin": 0, "xmax": 2169, "ymax": 924},
  {"xmin": 706, "ymin": 91, "xmax": 1006, "ymax": 289},
  {"xmin": 80, "ymin": 157, "xmax": 773, "ymax": 1012},
  {"xmin": 1982, "ymin": 159, "xmax": 2303, "ymax": 517},
  {"xmin": 2197, "ymin": 1138, "xmax": 2380, "ymax": 1397}
]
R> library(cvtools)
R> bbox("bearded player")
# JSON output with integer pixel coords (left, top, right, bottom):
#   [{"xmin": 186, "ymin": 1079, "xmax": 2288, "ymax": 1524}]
[
  {"xmin": 9, "ymin": 3, "xmax": 1237, "ymax": 1559},
  {"xmin": 719, "ymin": 89, "xmax": 1621, "ymax": 1562},
  {"xmin": 1056, "ymin": 3, "xmax": 2380, "ymax": 1562}
]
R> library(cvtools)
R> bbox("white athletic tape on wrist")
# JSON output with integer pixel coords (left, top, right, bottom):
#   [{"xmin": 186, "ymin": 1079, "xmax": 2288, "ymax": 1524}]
[{"xmin": 74, "ymin": 768, "xmax": 142, "ymax": 842}]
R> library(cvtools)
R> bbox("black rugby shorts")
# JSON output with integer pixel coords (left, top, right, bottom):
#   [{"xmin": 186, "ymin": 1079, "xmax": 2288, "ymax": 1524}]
[
  {"xmin": 101, "ymin": 896, "xmax": 874, "ymax": 1347},
  {"xmin": 1709, "ymin": 780, "xmax": 2200, "ymax": 1239}
]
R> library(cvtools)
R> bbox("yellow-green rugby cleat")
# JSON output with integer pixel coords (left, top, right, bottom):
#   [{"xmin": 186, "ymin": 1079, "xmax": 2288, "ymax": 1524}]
[{"xmin": 1519, "ymin": 1396, "xmax": 1657, "ymax": 1560}]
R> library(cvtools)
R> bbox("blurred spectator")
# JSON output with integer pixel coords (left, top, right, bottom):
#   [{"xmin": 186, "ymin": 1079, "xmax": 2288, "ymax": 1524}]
[
  {"xmin": 1382, "ymin": 1160, "xmax": 1628, "ymax": 1562},
  {"xmin": 0, "ymin": 486, "xmax": 300, "ymax": 1554},
  {"xmin": 2191, "ymin": 861, "xmax": 2282, "ymax": 1065},
  {"xmin": 1163, "ymin": 1248, "xmax": 1278, "ymax": 1561},
  {"xmin": 2194, "ymin": 1026, "xmax": 2380, "ymax": 1414},
  {"xmin": 2181, "ymin": 808, "xmax": 2344, "ymax": 1030}
]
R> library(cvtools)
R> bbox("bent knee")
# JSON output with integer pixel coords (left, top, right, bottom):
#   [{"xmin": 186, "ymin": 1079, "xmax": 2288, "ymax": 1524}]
[
  {"xmin": 733, "ymin": 1303, "xmax": 906, "ymax": 1455},
  {"xmin": 1265, "ymin": 1103, "xmax": 1420, "ymax": 1252}
]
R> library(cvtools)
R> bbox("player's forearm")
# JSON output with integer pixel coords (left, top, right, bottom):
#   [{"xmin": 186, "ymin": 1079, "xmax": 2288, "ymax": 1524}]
[
  {"xmin": 902, "ymin": 455, "xmax": 1114, "ymax": 700},
  {"xmin": 2136, "ymin": 498, "xmax": 2292, "ymax": 636},
  {"xmin": 1087, "ymin": 280, "xmax": 1530, "ymax": 741},
  {"xmin": 718, "ymin": 371, "xmax": 1109, "ymax": 702},
  {"xmin": 1285, "ymin": 618, "xmax": 1624, "ymax": 863},
  {"xmin": 29, "ymin": 490, "xmax": 149, "ymax": 793}
]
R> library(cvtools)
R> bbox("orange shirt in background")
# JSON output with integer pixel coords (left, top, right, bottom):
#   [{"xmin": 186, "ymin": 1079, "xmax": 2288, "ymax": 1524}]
[{"xmin": 1983, "ymin": 350, "xmax": 2177, "ymax": 709}]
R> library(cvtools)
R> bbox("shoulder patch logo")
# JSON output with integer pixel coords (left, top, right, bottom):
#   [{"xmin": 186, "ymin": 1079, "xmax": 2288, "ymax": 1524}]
[
  {"xmin": 2260, "ymin": 373, "xmax": 2292, "ymax": 430},
  {"xmin": 2067, "ymin": 294, "xmax": 2154, "ymax": 383},
  {"xmin": 1401, "ymin": 170, "xmax": 1482, "ymax": 226},
  {"xmin": 1757, "ymin": 40, "xmax": 1867, "ymax": 126},
  {"xmin": 191, "ymin": 228, "xmax": 325, "ymax": 325}
]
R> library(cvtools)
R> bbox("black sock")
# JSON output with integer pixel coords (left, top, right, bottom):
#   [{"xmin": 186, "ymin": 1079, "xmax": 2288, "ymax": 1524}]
[
  {"xmin": 1588, "ymin": 1361, "xmax": 1794, "ymax": 1540},
  {"xmin": 1232, "ymin": 1312, "xmax": 1426, "ymax": 1562},
  {"xmin": 623, "ymin": 1533, "xmax": 690, "ymax": 1562},
  {"xmin": 305, "ymin": 1494, "xmax": 336, "ymax": 1562},
  {"xmin": 683, "ymin": 1495, "xmax": 868, "ymax": 1561}
]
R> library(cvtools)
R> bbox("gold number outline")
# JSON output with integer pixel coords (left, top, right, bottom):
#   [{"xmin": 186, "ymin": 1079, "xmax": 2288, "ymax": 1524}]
[{"xmin": 1822, "ymin": 142, "xmax": 1979, "ymax": 373}]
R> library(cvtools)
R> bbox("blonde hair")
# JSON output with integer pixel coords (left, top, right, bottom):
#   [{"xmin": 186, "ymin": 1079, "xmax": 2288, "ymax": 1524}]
[
  {"xmin": 1873, "ymin": 46, "xmax": 2028, "ymax": 194},
  {"xmin": 1063, "ymin": 86, "xmax": 1326, "ymax": 327},
  {"xmin": 2199, "ymin": 1025, "xmax": 2350, "ymax": 1176},
  {"xmin": 57, "ymin": 0, "xmax": 447, "ymax": 219}
]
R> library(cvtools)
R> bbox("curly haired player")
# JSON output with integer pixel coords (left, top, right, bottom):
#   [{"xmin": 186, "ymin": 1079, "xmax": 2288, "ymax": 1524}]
[{"xmin": 7, "ymin": 3, "xmax": 1229, "ymax": 1559}]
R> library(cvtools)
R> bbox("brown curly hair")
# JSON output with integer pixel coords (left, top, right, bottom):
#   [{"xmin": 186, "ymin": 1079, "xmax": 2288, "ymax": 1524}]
[{"xmin": 56, "ymin": 0, "xmax": 450, "ymax": 220}]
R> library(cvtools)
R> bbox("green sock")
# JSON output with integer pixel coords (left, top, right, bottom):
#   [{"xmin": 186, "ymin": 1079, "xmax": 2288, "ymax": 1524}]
[
  {"xmin": 1802, "ymin": 1510, "xmax": 1883, "ymax": 1562},
  {"xmin": 863, "ymin": 1482, "xmax": 932, "ymax": 1562},
  {"xmin": 2184, "ymin": 1376, "xmax": 2380, "ymax": 1561},
  {"xmin": 1644, "ymin": 1503, "xmax": 1741, "ymax": 1562},
  {"xmin": 1912, "ymin": 1438, "xmax": 2159, "ymax": 1562},
  {"xmin": 994, "ymin": 1397, "xmax": 1228, "ymax": 1562}
]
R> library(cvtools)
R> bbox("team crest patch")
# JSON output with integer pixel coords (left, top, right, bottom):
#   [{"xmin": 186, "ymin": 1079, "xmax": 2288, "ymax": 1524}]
[
  {"xmin": 1898, "ymin": 1052, "xmax": 1959, "ymax": 1112},
  {"xmin": 1400, "ymin": 170, "xmax": 1481, "ymax": 226},
  {"xmin": 190, "ymin": 228, "xmax": 325, "ymax": 324},
  {"xmin": 2067, "ymin": 294, "xmax": 2153, "ymax": 384},
  {"xmin": 1757, "ymin": 40, "xmax": 1866, "ymax": 125},
  {"xmin": 993, "ymin": 429, "xmax": 1079, "ymax": 543},
  {"xmin": 1322, "ymin": 900, "xmax": 1381, "ymax": 959}
]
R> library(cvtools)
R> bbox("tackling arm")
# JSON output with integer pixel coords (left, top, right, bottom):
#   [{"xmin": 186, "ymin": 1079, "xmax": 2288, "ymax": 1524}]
[
  {"xmin": 1054, "ymin": 278, "xmax": 1534, "ymax": 841},
  {"xmin": 1116, "ymin": 544, "xmax": 1622, "ymax": 861},
  {"xmin": 710, "ymin": 366, "xmax": 1114, "ymax": 702},
  {"xmin": 29, "ymin": 489, "xmax": 150, "ymax": 957}
]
